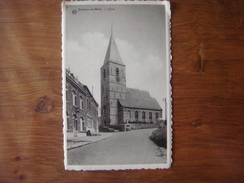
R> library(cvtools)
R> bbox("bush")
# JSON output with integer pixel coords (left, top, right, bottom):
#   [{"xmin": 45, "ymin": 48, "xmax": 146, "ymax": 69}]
[{"xmin": 149, "ymin": 126, "xmax": 167, "ymax": 148}]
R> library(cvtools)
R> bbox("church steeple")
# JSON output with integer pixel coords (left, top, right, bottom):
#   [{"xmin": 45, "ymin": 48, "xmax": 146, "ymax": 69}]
[
  {"xmin": 100, "ymin": 28, "xmax": 127, "ymax": 126},
  {"xmin": 103, "ymin": 29, "xmax": 124, "ymax": 65}
]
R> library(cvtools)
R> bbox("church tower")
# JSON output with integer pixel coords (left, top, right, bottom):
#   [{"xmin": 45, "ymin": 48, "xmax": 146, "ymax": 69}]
[{"xmin": 101, "ymin": 30, "xmax": 126, "ymax": 126}]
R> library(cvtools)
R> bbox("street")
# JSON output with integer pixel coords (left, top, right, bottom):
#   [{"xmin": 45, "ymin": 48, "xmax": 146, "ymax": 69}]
[{"xmin": 67, "ymin": 128, "xmax": 167, "ymax": 165}]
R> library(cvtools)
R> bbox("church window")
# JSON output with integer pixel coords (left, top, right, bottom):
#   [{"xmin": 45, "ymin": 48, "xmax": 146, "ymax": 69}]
[
  {"xmin": 135, "ymin": 111, "xmax": 138, "ymax": 120},
  {"xmin": 127, "ymin": 110, "xmax": 131, "ymax": 118},
  {"xmin": 116, "ymin": 68, "xmax": 120, "ymax": 82},
  {"xmin": 142, "ymin": 111, "xmax": 146, "ymax": 119},
  {"xmin": 72, "ymin": 90, "xmax": 77, "ymax": 106},
  {"xmin": 149, "ymin": 112, "xmax": 152, "ymax": 120},
  {"xmin": 156, "ymin": 112, "xmax": 159, "ymax": 119}
]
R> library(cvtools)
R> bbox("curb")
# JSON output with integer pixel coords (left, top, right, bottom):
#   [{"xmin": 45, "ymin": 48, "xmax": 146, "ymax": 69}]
[{"xmin": 67, "ymin": 134, "xmax": 113, "ymax": 150}]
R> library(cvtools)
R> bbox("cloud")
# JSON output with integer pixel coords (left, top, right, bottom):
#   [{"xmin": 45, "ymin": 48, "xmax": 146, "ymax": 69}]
[
  {"xmin": 65, "ymin": 32, "xmax": 166, "ymax": 109},
  {"xmin": 116, "ymin": 39, "xmax": 164, "ymax": 89},
  {"xmin": 66, "ymin": 32, "xmax": 108, "ymax": 103},
  {"xmin": 116, "ymin": 38, "xmax": 166, "ymax": 107}
]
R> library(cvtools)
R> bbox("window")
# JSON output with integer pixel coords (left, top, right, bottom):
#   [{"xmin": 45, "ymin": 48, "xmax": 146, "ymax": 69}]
[
  {"xmin": 75, "ymin": 120, "xmax": 78, "ymax": 130},
  {"xmin": 66, "ymin": 111, "xmax": 70, "ymax": 130},
  {"xmin": 72, "ymin": 113, "xmax": 77, "ymax": 130},
  {"xmin": 156, "ymin": 112, "xmax": 159, "ymax": 119},
  {"xmin": 80, "ymin": 117, "xmax": 84, "ymax": 131},
  {"xmin": 149, "ymin": 112, "xmax": 152, "ymax": 119},
  {"xmin": 116, "ymin": 68, "xmax": 120, "ymax": 82},
  {"xmin": 80, "ymin": 96, "xmax": 83, "ymax": 109},
  {"xmin": 135, "ymin": 111, "xmax": 138, "ymax": 120},
  {"xmin": 142, "ymin": 111, "xmax": 146, "ymax": 119},
  {"xmin": 72, "ymin": 90, "xmax": 77, "ymax": 106},
  {"xmin": 103, "ymin": 69, "xmax": 106, "ymax": 79},
  {"xmin": 127, "ymin": 110, "xmax": 131, "ymax": 118},
  {"xmin": 66, "ymin": 84, "xmax": 68, "ymax": 103},
  {"xmin": 72, "ymin": 113, "xmax": 78, "ymax": 130}
]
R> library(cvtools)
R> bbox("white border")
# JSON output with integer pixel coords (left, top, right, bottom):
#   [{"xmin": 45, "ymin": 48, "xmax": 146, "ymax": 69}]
[{"xmin": 62, "ymin": 0, "xmax": 172, "ymax": 171}]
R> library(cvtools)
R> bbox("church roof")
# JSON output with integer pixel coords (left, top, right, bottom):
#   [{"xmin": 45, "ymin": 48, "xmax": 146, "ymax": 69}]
[
  {"xmin": 103, "ymin": 31, "xmax": 124, "ymax": 65},
  {"xmin": 119, "ymin": 88, "xmax": 162, "ymax": 110}
]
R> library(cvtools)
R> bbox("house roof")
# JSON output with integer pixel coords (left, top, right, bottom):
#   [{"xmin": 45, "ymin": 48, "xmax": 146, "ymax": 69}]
[
  {"xmin": 103, "ymin": 31, "xmax": 124, "ymax": 66},
  {"xmin": 119, "ymin": 88, "xmax": 162, "ymax": 110}
]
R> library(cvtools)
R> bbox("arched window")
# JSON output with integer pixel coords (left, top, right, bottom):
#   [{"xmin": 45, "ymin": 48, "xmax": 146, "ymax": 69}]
[
  {"xmin": 135, "ymin": 111, "xmax": 138, "ymax": 120},
  {"xmin": 127, "ymin": 110, "xmax": 131, "ymax": 118},
  {"xmin": 156, "ymin": 112, "xmax": 159, "ymax": 119},
  {"xmin": 142, "ymin": 111, "xmax": 146, "ymax": 119},
  {"xmin": 80, "ymin": 96, "xmax": 83, "ymax": 109},
  {"xmin": 149, "ymin": 112, "xmax": 152, "ymax": 119},
  {"xmin": 72, "ymin": 90, "xmax": 77, "ymax": 106}
]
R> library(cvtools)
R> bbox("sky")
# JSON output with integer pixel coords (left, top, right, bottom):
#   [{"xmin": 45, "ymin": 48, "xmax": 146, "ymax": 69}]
[{"xmin": 64, "ymin": 4, "xmax": 168, "ymax": 111}]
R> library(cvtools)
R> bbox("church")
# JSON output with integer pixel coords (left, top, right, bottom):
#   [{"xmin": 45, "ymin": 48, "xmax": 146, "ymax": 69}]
[{"xmin": 100, "ymin": 31, "xmax": 162, "ymax": 130}]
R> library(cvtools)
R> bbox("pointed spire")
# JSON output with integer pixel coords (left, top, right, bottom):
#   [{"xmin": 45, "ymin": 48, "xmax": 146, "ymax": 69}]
[{"xmin": 103, "ymin": 28, "xmax": 124, "ymax": 65}]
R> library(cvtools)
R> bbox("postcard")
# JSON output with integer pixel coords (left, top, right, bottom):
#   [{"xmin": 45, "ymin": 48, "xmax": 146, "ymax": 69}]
[{"xmin": 62, "ymin": 0, "xmax": 172, "ymax": 170}]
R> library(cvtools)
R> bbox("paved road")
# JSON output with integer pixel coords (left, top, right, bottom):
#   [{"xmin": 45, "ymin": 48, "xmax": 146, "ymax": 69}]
[{"xmin": 67, "ymin": 128, "xmax": 166, "ymax": 165}]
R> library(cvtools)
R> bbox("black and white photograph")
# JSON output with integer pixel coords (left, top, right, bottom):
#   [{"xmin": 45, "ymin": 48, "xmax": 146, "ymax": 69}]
[{"xmin": 62, "ymin": 1, "xmax": 172, "ymax": 170}]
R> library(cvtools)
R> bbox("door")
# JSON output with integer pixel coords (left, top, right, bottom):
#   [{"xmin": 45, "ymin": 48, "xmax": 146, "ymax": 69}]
[{"xmin": 80, "ymin": 117, "xmax": 84, "ymax": 132}]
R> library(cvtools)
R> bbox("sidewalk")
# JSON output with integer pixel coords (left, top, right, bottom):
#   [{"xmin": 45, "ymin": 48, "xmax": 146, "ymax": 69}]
[{"xmin": 66, "ymin": 132, "xmax": 114, "ymax": 150}]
